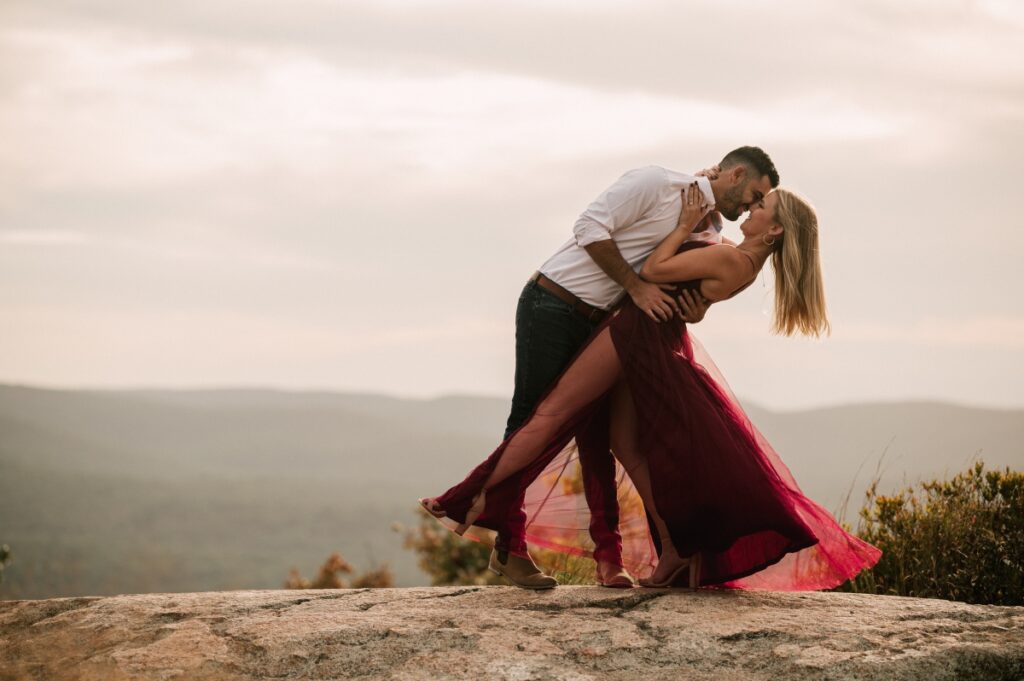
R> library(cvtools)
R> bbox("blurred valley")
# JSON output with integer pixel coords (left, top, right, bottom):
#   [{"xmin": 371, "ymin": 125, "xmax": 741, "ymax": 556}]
[{"xmin": 1, "ymin": 384, "xmax": 1020, "ymax": 599}]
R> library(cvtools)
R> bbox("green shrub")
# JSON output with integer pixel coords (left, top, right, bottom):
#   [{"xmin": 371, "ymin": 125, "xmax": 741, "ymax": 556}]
[
  {"xmin": 283, "ymin": 551, "xmax": 394, "ymax": 589},
  {"xmin": 837, "ymin": 460, "xmax": 1023, "ymax": 605},
  {"xmin": 0, "ymin": 544, "xmax": 10, "ymax": 585},
  {"xmin": 393, "ymin": 509, "xmax": 506, "ymax": 586},
  {"xmin": 394, "ymin": 508, "xmax": 596, "ymax": 586}
]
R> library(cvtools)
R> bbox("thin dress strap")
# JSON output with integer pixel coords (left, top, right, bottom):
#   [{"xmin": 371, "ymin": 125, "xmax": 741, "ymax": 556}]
[{"xmin": 725, "ymin": 249, "xmax": 760, "ymax": 300}]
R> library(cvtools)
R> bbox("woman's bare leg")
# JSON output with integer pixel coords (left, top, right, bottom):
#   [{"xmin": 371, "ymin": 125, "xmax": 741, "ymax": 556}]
[
  {"xmin": 480, "ymin": 327, "xmax": 623, "ymax": 490},
  {"xmin": 608, "ymin": 377, "xmax": 691, "ymax": 583},
  {"xmin": 608, "ymin": 378, "xmax": 673, "ymax": 549}
]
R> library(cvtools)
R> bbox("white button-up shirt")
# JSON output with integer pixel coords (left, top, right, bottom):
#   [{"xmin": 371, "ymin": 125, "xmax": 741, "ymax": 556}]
[{"xmin": 538, "ymin": 165, "xmax": 721, "ymax": 310}]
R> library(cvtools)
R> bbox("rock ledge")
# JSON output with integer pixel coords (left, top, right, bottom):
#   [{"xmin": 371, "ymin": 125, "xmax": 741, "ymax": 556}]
[{"xmin": 1, "ymin": 586, "xmax": 1023, "ymax": 680}]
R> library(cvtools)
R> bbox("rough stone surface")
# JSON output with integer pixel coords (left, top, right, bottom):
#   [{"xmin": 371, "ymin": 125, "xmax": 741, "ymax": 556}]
[{"xmin": 1, "ymin": 586, "xmax": 1022, "ymax": 680}]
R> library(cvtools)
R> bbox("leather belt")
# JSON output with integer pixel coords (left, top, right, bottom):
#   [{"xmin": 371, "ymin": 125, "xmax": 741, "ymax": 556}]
[{"xmin": 529, "ymin": 272, "xmax": 608, "ymax": 323}]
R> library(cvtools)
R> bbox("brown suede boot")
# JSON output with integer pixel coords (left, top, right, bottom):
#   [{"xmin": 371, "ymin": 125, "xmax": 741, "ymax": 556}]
[{"xmin": 488, "ymin": 548, "xmax": 558, "ymax": 590}]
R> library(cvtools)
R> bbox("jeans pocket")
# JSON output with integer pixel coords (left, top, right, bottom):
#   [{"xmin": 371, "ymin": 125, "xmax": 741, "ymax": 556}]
[{"xmin": 533, "ymin": 287, "xmax": 574, "ymax": 317}]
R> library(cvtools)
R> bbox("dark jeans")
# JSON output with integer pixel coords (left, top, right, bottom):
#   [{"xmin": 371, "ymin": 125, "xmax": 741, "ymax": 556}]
[
  {"xmin": 503, "ymin": 280, "xmax": 601, "ymax": 439},
  {"xmin": 495, "ymin": 278, "xmax": 623, "ymax": 565}
]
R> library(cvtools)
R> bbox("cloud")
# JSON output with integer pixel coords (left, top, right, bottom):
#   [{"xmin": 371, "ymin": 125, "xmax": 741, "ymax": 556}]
[
  {"xmin": 0, "ymin": 229, "xmax": 90, "ymax": 245},
  {"xmin": 1, "ymin": 0, "xmax": 1022, "ymax": 408},
  {"xmin": 836, "ymin": 316, "xmax": 1024, "ymax": 349},
  {"xmin": 0, "ymin": 25, "xmax": 908, "ymax": 194},
  {"xmin": 7, "ymin": 1, "xmax": 1023, "ymax": 101}
]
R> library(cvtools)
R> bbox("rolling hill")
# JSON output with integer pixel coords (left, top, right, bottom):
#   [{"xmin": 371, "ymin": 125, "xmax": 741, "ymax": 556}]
[{"xmin": 0, "ymin": 384, "xmax": 1020, "ymax": 599}]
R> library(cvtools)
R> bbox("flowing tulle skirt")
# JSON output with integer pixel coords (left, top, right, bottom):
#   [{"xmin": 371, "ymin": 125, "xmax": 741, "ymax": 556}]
[{"xmin": 429, "ymin": 294, "xmax": 881, "ymax": 590}]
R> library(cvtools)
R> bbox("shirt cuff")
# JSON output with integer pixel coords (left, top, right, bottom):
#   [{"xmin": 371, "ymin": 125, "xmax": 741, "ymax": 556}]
[{"xmin": 574, "ymin": 222, "xmax": 614, "ymax": 248}]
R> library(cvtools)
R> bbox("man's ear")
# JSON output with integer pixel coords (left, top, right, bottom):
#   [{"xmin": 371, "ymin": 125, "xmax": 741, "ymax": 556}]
[{"xmin": 729, "ymin": 164, "xmax": 746, "ymax": 185}]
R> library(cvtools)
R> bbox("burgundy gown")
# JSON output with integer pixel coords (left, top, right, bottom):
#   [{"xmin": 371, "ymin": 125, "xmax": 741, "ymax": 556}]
[{"xmin": 429, "ymin": 242, "xmax": 881, "ymax": 590}]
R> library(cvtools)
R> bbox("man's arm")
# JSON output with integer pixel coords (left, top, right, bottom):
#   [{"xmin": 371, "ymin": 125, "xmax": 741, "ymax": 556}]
[
  {"xmin": 574, "ymin": 166, "xmax": 695, "ymax": 323},
  {"xmin": 583, "ymin": 240, "xmax": 679, "ymax": 322}
]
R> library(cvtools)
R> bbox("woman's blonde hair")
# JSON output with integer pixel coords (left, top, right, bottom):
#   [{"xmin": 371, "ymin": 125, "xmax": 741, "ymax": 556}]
[{"xmin": 769, "ymin": 188, "xmax": 831, "ymax": 338}]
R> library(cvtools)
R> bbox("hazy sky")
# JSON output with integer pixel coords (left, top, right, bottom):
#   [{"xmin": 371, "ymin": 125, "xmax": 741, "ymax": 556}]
[{"xmin": 2, "ymin": 0, "xmax": 1023, "ymax": 410}]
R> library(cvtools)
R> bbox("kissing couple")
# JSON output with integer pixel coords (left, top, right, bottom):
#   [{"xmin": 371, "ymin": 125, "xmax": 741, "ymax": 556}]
[{"xmin": 419, "ymin": 146, "xmax": 881, "ymax": 590}]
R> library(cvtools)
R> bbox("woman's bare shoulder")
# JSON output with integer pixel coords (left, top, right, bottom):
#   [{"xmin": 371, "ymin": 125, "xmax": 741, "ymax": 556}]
[
  {"xmin": 707, "ymin": 244, "xmax": 751, "ymax": 273},
  {"xmin": 699, "ymin": 245, "xmax": 754, "ymax": 301}
]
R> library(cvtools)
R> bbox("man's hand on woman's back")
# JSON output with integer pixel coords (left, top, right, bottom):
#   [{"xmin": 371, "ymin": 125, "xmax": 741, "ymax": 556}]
[
  {"xmin": 676, "ymin": 289, "xmax": 710, "ymax": 324},
  {"xmin": 627, "ymin": 279, "xmax": 681, "ymax": 323}
]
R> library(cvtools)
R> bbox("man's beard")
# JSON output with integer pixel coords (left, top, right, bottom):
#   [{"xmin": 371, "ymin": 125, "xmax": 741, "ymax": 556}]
[{"xmin": 718, "ymin": 184, "xmax": 746, "ymax": 221}]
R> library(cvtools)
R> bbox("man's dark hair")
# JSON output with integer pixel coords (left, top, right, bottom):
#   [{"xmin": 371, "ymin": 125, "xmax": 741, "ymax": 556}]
[{"xmin": 720, "ymin": 146, "xmax": 780, "ymax": 188}]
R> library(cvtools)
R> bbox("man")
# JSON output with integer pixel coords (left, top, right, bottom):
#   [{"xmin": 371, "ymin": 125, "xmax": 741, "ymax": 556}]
[{"xmin": 488, "ymin": 146, "xmax": 781, "ymax": 589}]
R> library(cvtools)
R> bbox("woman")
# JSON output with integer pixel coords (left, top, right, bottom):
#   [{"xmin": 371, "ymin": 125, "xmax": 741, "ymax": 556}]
[{"xmin": 420, "ymin": 183, "xmax": 881, "ymax": 590}]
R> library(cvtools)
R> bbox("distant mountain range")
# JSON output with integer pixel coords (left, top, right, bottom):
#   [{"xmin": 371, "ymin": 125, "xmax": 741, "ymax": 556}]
[{"xmin": 1, "ymin": 384, "xmax": 1020, "ymax": 599}]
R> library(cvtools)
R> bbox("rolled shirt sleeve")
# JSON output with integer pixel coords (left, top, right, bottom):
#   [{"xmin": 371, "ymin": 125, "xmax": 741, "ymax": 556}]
[{"xmin": 572, "ymin": 165, "xmax": 665, "ymax": 248}]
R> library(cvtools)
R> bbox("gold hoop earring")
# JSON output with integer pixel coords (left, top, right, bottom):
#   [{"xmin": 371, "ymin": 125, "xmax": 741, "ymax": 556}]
[{"xmin": 762, "ymin": 234, "xmax": 776, "ymax": 246}]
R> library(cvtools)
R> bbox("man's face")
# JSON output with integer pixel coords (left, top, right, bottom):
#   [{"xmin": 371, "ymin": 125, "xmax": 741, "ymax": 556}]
[{"xmin": 718, "ymin": 172, "xmax": 773, "ymax": 221}]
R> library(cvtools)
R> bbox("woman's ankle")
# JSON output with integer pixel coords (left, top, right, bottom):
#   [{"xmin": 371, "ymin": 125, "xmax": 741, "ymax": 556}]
[{"xmin": 659, "ymin": 541, "xmax": 680, "ymax": 561}]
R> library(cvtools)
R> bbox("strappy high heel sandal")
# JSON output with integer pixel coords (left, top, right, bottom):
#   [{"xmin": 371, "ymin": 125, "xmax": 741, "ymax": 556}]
[
  {"xmin": 418, "ymin": 497, "xmax": 446, "ymax": 519},
  {"xmin": 639, "ymin": 551, "xmax": 702, "ymax": 590},
  {"xmin": 454, "ymin": 488, "xmax": 486, "ymax": 536}
]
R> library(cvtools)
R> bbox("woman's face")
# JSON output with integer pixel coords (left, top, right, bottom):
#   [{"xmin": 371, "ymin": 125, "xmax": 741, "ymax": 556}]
[{"xmin": 740, "ymin": 191, "xmax": 780, "ymax": 239}]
